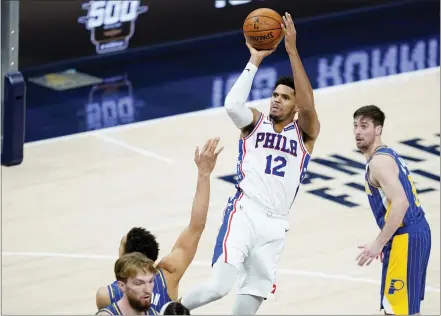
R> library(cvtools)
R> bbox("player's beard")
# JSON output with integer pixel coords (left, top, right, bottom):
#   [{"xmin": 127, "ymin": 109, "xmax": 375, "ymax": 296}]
[
  {"xmin": 269, "ymin": 113, "xmax": 282, "ymax": 123},
  {"xmin": 355, "ymin": 135, "xmax": 374, "ymax": 152},
  {"xmin": 127, "ymin": 290, "xmax": 151, "ymax": 312},
  {"xmin": 355, "ymin": 139, "xmax": 366, "ymax": 151}
]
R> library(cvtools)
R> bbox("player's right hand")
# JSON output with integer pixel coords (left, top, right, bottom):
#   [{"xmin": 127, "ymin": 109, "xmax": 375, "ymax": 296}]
[
  {"xmin": 194, "ymin": 137, "xmax": 224, "ymax": 176},
  {"xmin": 245, "ymin": 39, "xmax": 277, "ymax": 64},
  {"xmin": 357, "ymin": 244, "xmax": 384, "ymax": 263}
]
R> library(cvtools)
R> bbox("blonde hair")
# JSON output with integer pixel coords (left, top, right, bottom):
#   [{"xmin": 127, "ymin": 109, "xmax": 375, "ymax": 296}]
[{"xmin": 115, "ymin": 252, "xmax": 158, "ymax": 282}]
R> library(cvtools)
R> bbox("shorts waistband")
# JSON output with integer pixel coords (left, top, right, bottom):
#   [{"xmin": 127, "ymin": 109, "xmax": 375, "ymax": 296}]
[
  {"xmin": 241, "ymin": 193, "xmax": 289, "ymax": 218},
  {"xmin": 394, "ymin": 217, "xmax": 429, "ymax": 236}
]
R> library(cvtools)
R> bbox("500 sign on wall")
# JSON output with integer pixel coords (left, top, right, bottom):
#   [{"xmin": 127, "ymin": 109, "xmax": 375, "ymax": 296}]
[{"xmin": 78, "ymin": 0, "xmax": 148, "ymax": 54}]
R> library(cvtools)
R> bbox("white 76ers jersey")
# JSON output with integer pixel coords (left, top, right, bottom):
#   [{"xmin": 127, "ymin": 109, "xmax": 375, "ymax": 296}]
[{"xmin": 236, "ymin": 114, "xmax": 311, "ymax": 215}]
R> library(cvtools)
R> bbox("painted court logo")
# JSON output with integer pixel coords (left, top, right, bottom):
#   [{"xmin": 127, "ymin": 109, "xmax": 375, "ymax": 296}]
[
  {"xmin": 78, "ymin": 0, "xmax": 148, "ymax": 54},
  {"xmin": 219, "ymin": 133, "xmax": 440, "ymax": 208}
]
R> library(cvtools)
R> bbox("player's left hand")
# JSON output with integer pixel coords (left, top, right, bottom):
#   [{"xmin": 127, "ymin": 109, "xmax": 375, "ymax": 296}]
[
  {"xmin": 356, "ymin": 240, "xmax": 384, "ymax": 267},
  {"xmin": 281, "ymin": 12, "xmax": 297, "ymax": 54},
  {"xmin": 194, "ymin": 137, "xmax": 224, "ymax": 176}
]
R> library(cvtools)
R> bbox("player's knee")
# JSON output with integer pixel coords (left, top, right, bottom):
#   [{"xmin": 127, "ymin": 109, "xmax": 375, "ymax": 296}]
[
  {"xmin": 210, "ymin": 272, "xmax": 235, "ymax": 298},
  {"xmin": 211, "ymin": 280, "xmax": 233, "ymax": 299},
  {"xmin": 210, "ymin": 261, "xmax": 237, "ymax": 298}
]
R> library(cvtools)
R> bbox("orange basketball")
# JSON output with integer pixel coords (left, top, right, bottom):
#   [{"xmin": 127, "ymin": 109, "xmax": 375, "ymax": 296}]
[{"xmin": 243, "ymin": 8, "xmax": 284, "ymax": 51}]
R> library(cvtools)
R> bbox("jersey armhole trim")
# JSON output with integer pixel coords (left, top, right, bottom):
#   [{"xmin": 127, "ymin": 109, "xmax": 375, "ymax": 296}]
[
  {"xmin": 294, "ymin": 120, "xmax": 311, "ymax": 156},
  {"xmin": 243, "ymin": 113, "xmax": 264, "ymax": 140},
  {"xmin": 367, "ymin": 152, "xmax": 397, "ymax": 188},
  {"xmin": 157, "ymin": 268, "xmax": 166, "ymax": 288},
  {"xmin": 107, "ymin": 284, "xmax": 114, "ymax": 301},
  {"xmin": 97, "ymin": 308, "xmax": 113, "ymax": 315},
  {"xmin": 366, "ymin": 165, "xmax": 380, "ymax": 188},
  {"xmin": 113, "ymin": 302, "xmax": 122, "ymax": 315}
]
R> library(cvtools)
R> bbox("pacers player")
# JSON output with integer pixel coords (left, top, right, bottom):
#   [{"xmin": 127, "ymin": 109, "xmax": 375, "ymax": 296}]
[
  {"xmin": 96, "ymin": 138, "xmax": 224, "ymax": 312},
  {"xmin": 353, "ymin": 105, "xmax": 431, "ymax": 315},
  {"xmin": 96, "ymin": 252, "xmax": 159, "ymax": 315},
  {"xmin": 97, "ymin": 227, "xmax": 169, "ymax": 311},
  {"xmin": 181, "ymin": 13, "xmax": 320, "ymax": 315}
]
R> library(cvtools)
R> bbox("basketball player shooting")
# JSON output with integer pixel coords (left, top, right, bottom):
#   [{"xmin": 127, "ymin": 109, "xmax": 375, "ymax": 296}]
[
  {"xmin": 180, "ymin": 12, "xmax": 320, "ymax": 315},
  {"xmin": 96, "ymin": 138, "xmax": 224, "ymax": 312}
]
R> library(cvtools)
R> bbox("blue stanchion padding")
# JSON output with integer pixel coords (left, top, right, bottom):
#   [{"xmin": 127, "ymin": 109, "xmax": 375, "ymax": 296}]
[{"xmin": 2, "ymin": 71, "xmax": 26, "ymax": 166}]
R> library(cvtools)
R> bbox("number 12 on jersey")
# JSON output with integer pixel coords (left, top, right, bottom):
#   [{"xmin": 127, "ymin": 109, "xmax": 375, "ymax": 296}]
[{"xmin": 265, "ymin": 155, "xmax": 287, "ymax": 177}]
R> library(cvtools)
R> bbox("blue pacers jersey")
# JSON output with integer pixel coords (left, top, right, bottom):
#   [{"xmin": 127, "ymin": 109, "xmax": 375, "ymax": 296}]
[
  {"xmin": 107, "ymin": 269, "xmax": 171, "ymax": 312},
  {"xmin": 99, "ymin": 302, "xmax": 158, "ymax": 315},
  {"xmin": 364, "ymin": 146, "xmax": 426, "ymax": 229}
]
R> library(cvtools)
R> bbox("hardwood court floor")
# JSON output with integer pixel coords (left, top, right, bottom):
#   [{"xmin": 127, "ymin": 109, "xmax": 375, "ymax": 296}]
[{"xmin": 2, "ymin": 67, "xmax": 440, "ymax": 315}]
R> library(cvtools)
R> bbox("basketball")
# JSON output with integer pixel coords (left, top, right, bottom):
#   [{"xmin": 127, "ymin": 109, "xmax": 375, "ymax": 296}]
[{"xmin": 243, "ymin": 8, "xmax": 284, "ymax": 50}]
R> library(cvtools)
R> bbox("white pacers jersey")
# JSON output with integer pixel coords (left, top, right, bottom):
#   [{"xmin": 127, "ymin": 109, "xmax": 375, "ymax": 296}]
[{"xmin": 236, "ymin": 113, "xmax": 311, "ymax": 215}]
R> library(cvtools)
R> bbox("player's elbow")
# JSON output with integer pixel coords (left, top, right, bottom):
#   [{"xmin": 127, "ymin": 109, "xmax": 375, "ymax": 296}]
[
  {"xmin": 224, "ymin": 100, "xmax": 253, "ymax": 129},
  {"xmin": 96, "ymin": 286, "xmax": 110, "ymax": 310},
  {"xmin": 224, "ymin": 97, "xmax": 241, "ymax": 113},
  {"xmin": 224, "ymin": 99, "xmax": 237, "ymax": 120}
]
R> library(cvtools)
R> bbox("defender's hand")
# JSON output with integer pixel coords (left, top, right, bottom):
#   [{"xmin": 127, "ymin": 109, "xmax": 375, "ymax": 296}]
[
  {"xmin": 194, "ymin": 138, "xmax": 224, "ymax": 176},
  {"xmin": 281, "ymin": 12, "xmax": 297, "ymax": 55}
]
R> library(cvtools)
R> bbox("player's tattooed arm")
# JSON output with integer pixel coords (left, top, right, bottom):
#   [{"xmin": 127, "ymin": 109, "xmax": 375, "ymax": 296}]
[
  {"xmin": 282, "ymin": 13, "xmax": 320, "ymax": 143},
  {"xmin": 157, "ymin": 139, "xmax": 223, "ymax": 293}
]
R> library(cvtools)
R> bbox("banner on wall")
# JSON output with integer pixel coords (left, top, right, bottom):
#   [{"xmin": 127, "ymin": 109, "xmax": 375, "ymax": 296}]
[
  {"xmin": 18, "ymin": 0, "xmax": 403, "ymax": 68},
  {"xmin": 77, "ymin": 1, "xmax": 149, "ymax": 55}
]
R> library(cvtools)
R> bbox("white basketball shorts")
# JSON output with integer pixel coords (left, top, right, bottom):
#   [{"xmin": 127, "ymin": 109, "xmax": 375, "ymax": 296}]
[{"xmin": 211, "ymin": 189, "xmax": 290, "ymax": 298}]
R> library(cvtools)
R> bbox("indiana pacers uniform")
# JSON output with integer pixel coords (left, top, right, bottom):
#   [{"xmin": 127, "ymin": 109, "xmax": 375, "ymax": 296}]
[
  {"xmin": 106, "ymin": 269, "xmax": 171, "ymax": 312},
  {"xmin": 97, "ymin": 302, "xmax": 158, "ymax": 315},
  {"xmin": 365, "ymin": 146, "xmax": 431, "ymax": 315},
  {"xmin": 212, "ymin": 114, "xmax": 310, "ymax": 298}
]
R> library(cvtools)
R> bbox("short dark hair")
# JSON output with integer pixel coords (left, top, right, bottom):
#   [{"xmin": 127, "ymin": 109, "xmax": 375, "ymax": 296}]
[
  {"xmin": 353, "ymin": 105, "xmax": 385, "ymax": 127},
  {"xmin": 124, "ymin": 227, "xmax": 159, "ymax": 262},
  {"xmin": 274, "ymin": 76, "xmax": 295, "ymax": 93},
  {"xmin": 163, "ymin": 302, "xmax": 191, "ymax": 315}
]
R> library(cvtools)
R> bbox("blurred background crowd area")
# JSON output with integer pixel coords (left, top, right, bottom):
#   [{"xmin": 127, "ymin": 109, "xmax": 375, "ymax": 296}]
[{"xmin": 2, "ymin": 0, "xmax": 439, "ymax": 142}]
